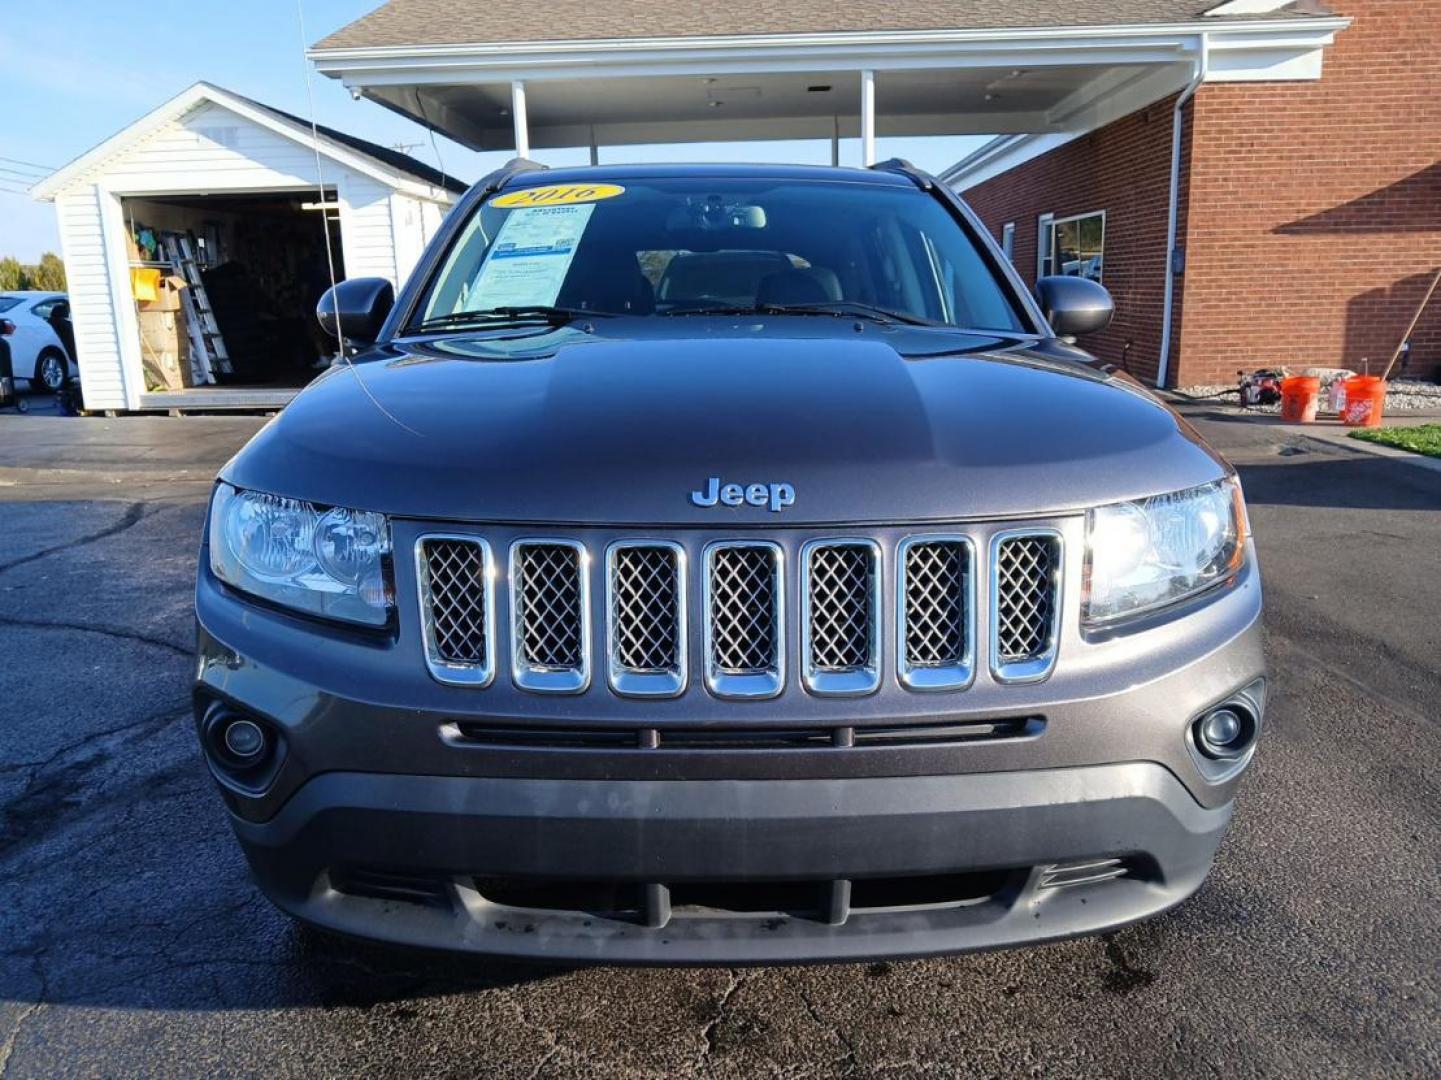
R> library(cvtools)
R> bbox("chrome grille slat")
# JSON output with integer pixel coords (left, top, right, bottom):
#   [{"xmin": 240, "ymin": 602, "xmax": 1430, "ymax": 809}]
[
  {"xmin": 704, "ymin": 542, "xmax": 784, "ymax": 699},
  {"xmin": 607, "ymin": 541, "xmax": 687, "ymax": 698},
  {"xmin": 990, "ymin": 531, "xmax": 1062, "ymax": 684},
  {"xmin": 898, "ymin": 537, "xmax": 974, "ymax": 692},
  {"xmin": 416, "ymin": 535, "xmax": 495, "ymax": 687},
  {"xmin": 802, "ymin": 540, "xmax": 881, "ymax": 696},
  {"xmin": 511, "ymin": 540, "xmax": 590, "ymax": 694}
]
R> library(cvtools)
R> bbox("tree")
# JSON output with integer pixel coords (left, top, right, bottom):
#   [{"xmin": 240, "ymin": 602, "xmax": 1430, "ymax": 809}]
[
  {"xmin": 0, "ymin": 257, "xmax": 26, "ymax": 291},
  {"xmin": 28, "ymin": 252, "xmax": 66, "ymax": 292}
]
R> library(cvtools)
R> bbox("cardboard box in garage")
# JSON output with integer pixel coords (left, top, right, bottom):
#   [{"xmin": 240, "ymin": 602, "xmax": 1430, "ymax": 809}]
[
  {"xmin": 137, "ymin": 273, "xmax": 189, "ymax": 313},
  {"xmin": 138, "ymin": 308, "xmax": 194, "ymax": 390}
]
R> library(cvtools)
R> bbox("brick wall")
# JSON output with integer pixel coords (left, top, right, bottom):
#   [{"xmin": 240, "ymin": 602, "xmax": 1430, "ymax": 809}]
[
  {"xmin": 963, "ymin": 98, "xmax": 1184, "ymax": 384},
  {"xmin": 1178, "ymin": 0, "xmax": 1441, "ymax": 385},
  {"xmin": 960, "ymin": 1, "xmax": 1440, "ymax": 386}
]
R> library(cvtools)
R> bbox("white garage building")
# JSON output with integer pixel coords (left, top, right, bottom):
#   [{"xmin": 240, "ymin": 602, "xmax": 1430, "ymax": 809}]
[{"xmin": 32, "ymin": 82, "xmax": 462, "ymax": 413}]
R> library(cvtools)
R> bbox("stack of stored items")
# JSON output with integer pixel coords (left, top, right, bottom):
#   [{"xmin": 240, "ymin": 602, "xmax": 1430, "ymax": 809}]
[{"xmin": 132, "ymin": 268, "xmax": 195, "ymax": 391}]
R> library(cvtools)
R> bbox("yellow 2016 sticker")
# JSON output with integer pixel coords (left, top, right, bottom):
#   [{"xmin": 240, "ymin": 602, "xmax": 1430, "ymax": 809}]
[{"xmin": 491, "ymin": 183, "xmax": 625, "ymax": 209}]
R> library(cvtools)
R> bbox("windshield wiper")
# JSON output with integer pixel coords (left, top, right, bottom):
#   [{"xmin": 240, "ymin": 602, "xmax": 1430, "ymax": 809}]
[
  {"xmin": 412, "ymin": 305, "xmax": 616, "ymax": 332},
  {"xmin": 660, "ymin": 301, "xmax": 936, "ymax": 327}
]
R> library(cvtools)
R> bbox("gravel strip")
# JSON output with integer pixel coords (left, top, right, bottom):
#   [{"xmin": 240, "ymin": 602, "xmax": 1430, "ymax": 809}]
[{"xmin": 1174, "ymin": 378, "xmax": 1441, "ymax": 413}]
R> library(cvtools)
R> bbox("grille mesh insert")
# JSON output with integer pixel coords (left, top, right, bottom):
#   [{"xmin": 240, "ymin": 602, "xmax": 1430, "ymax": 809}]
[
  {"xmin": 612, "ymin": 546, "xmax": 680, "ymax": 673},
  {"xmin": 516, "ymin": 544, "xmax": 584, "ymax": 670},
  {"xmin": 904, "ymin": 541, "xmax": 968, "ymax": 668},
  {"xmin": 995, "ymin": 536, "xmax": 1059, "ymax": 663},
  {"xmin": 807, "ymin": 544, "xmax": 874, "ymax": 672},
  {"xmin": 421, "ymin": 539, "xmax": 488, "ymax": 665},
  {"xmin": 709, "ymin": 546, "xmax": 778, "ymax": 674}
]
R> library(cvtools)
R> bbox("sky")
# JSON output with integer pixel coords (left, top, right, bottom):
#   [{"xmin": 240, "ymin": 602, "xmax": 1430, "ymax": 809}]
[{"xmin": 0, "ymin": 1, "xmax": 990, "ymax": 262}]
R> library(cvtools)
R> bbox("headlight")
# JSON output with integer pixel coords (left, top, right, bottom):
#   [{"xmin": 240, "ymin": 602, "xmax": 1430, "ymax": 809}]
[
  {"xmin": 1083, "ymin": 478, "xmax": 1247, "ymax": 626},
  {"xmin": 208, "ymin": 483, "xmax": 392, "ymax": 626}
]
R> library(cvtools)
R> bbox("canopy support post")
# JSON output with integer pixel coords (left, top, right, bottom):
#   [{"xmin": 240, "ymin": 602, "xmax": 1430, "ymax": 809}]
[
  {"xmin": 860, "ymin": 69, "xmax": 876, "ymax": 165},
  {"xmin": 511, "ymin": 80, "xmax": 530, "ymax": 158}
]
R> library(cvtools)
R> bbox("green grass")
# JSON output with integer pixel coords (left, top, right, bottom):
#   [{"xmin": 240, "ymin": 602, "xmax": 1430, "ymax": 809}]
[{"xmin": 1349, "ymin": 424, "xmax": 1441, "ymax": 459}]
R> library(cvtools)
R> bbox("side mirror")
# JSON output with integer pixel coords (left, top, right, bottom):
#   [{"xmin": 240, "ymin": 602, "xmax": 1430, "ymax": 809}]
[
  {"xmin": 1035, "ymin": 275, "xmax": 1113, "ymax": 338},
  {"xmin": 317, "ymin": 278, "xmax": 394, "ymax": 347}
]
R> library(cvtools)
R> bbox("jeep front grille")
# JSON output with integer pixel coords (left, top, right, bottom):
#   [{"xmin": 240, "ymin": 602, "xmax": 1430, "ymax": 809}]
[
  {"xmin": 703, "ymin": 542, "xmax": 784, "ymax": 699},
  {"xmin": 801, "ymin": 540, "xmax": 881, "ymax": 695},
  {"xmin": 990, "ymin": 531, "xmax": 1062, "ymax": 683},
  {"xmin": 899, "ymin": 537, "xmax": 974, "ymax": 691},
  {"xmin": 416, "ymin": 536, "xmax": 495, "ymax": 686},
  {"xmin": 511, "ymin": 540, "xmax": 590, "ymax": 693},
  {"xmin": 607, "ymin": 541, "xmax": 686, "ymax": 697},
  {"xmin": 416, "ymin": 526, "xmax": 1065, "ymax": 696}
]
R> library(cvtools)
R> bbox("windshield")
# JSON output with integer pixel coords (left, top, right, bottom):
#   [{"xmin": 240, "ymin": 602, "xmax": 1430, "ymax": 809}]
[
  {"xmin": 0, "ymin": 298, "xmax": 21, "ymax": 314},
  {"xmin": 414, "ymin": 177, "xmax": 1027, "ymax": 333}
]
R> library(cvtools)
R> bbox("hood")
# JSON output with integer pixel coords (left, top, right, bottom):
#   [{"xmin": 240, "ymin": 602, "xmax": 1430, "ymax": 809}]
[{"xmin": 224, "ymin": 319, "xmax": 1229, "ymax": 526}]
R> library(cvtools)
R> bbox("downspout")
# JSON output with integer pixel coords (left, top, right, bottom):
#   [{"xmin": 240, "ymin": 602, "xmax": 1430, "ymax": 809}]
[{"xmin": 1157, "ymin": 34, "xmax": 1208, "ymax": 388}]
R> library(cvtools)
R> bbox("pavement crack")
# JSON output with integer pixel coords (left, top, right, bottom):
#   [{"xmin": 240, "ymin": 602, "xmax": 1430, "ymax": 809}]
[
  {"xmin": 794, "ymin": 978, "xmax": 860, "ymax": 1074},
  {"xmin": 695, "ymin": 968, "xmax": 749, "ymax": 1071},
  {"xmin": 0, "ymin": 1001, "xmax": 43, "ymax": 1079},
  {"xmin": 0, "ymin": 502, "xmax": 149, "ymax": 575},
  {"xmin": 0, "ymin": 614, "xmax": 189, "ymax": 658},
  {"xmin": 1100, "ymin": 933, "xmax": 1157, "ymax": 995},
  {"xmin": 0, "ymin": 951, "xmax": 49, "ymax": 1079},
  {"xmin": 0, "ymin": 702, "xmax": 190, "ymax": 855}
]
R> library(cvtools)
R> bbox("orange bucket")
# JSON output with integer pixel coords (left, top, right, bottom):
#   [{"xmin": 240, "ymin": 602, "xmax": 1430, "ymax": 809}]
[
  {"xmin": 1341, "ymin": 376, "xmax": 1387, "ymax": 428},
  {"xmin": 1279, "ymin": 376, "xmax": 1321, "ymax": 423}
]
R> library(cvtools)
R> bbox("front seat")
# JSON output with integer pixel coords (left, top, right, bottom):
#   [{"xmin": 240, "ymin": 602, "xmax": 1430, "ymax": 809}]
[
  {"xmin": 755, "ymin": 267, "xmax": 843, "ymax": 307},
  {"xmin": 557, "ymin": 246, "xmax": 656, "ymax": 314}
]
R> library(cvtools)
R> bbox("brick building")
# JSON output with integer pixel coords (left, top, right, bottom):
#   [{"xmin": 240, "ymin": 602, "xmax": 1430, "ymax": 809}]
[{"xmin": 950, "ymin": 2, "xmax": 1440, "ymax": 386}]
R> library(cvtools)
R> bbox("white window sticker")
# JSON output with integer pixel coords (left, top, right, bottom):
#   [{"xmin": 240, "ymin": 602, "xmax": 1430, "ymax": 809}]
[{"xmin": 469, "ymin": 204, "xmax": 595, "ymax": 309}]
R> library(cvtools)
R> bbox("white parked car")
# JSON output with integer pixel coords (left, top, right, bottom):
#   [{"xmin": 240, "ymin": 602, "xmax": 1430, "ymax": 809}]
[{"xmin": 0, "ymin": 291, "xmax": 72, "ymax": 391}]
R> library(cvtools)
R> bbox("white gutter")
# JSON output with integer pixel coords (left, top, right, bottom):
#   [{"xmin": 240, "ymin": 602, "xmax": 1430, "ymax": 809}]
[{"xmin": 1156, "ymin": 34, "xmax": 1208, "ymax": 389}]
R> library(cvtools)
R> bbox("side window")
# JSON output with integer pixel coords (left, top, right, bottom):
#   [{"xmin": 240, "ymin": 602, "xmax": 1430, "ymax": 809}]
[
  {"xmin": 1040, "ymin": 211, "xmax": 1105, "ymax": 282},
  {"xmin": 32, "ymin": 299, "xmax": 58, "ymax": 320}
]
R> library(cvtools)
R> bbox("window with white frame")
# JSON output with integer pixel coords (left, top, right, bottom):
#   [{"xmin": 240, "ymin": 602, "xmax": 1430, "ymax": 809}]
[
  {"xmin": 1001, "ymin": 222, "xmax": 1016, "ymax": 263},
  {"xmin": 1039, "ymin": 211, "xmax": 1105, "ymax": 282}
]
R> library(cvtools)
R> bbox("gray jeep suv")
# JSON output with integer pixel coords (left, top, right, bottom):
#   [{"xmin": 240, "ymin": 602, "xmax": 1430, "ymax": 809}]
[{"xmin": 194, "ymin": 161, "xmax": 1263, "ymax": 964}]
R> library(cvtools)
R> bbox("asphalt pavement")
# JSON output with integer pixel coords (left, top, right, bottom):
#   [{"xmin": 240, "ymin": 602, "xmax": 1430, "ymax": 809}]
[{"xmin": 0, "ymin": 404, "xmax": 1437, "ymax": 1078}]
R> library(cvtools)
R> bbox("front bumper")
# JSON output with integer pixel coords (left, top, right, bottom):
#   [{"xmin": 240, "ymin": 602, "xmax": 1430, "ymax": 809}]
[
  {"xmin": 235, "ymin": 763, "xmax": 1229, "ymax": 965},
  {"xmin": 195, "ymin": 523, "xmax": 1263, "ymax": 963}
]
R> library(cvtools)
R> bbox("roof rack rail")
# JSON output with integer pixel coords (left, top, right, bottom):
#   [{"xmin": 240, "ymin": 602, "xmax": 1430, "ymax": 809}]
[
  {"xmin": 869, "ymin": 158, "xmax": 935, "ymax": 190},
  {"xmin": 478, "ymin": 157, "xmax": 549, "ymax": 195}
]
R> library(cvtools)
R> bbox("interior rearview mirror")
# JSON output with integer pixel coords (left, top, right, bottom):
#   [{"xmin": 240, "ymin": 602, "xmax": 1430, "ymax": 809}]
[
  {"xmin": 317, "ymin": 278, "xmax": 395, "ymax": 347},
  {"xmin": 1034, "ymin": 275, "xmax": 1114, "ymax": 339}
]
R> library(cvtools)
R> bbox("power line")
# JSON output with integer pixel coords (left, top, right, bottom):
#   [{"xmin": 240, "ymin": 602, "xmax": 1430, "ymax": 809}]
[
  {"xmin": 0, "ymin": 155, "xmax": 56, "ymax": 172},
  {"xmin": 0, "ymin": 165, "xmax": 45, "ymax": 181}
]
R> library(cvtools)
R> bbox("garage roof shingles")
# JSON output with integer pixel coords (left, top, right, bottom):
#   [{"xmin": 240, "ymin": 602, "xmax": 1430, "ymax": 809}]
[{"xmin": 313, "ymin": 1, "xmax": 1314, "ymax": 51}]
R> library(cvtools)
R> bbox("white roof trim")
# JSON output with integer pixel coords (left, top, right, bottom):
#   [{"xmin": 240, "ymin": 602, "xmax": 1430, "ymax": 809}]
[
  {"xmin": 31, "ymin": 81, "xmax": 452, "ymax": 202},
  {"xmin": 942, "ymin": 14, "xmax": 1349, "ymax": 190},
  {"xmin": 309, "ymin": 17, "xmax": 1348, "ymax": 62}
]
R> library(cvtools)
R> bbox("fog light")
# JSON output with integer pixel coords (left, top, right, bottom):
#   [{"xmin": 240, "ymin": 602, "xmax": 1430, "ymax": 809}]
[
  {"xmin": 201, "ymin": 701, "xmax": 281, "ymax": 783},
  {"xmin": 222, "ymin": 718, "xmax": 267, "ymax": 761},
  {"xmin": 1194, "ymin": 706, "xmax": 1252, "ymax": 759}
]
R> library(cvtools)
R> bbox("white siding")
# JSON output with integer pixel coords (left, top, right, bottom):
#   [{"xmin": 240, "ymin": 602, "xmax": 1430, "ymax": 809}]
[
  {"xmin": 340, "ymin": 175, "xmax": 400, "ymax": 284},
  {"xmin": 54, "ymin": 185, "xmax": 127, "ymax": 410},
  {"xmin": 383, "ymin": 193, "xmax": 426, "ymax": 286},
  {"xmin": 87, "ymin": 101, "xmax": 325, "ymax": 195}
]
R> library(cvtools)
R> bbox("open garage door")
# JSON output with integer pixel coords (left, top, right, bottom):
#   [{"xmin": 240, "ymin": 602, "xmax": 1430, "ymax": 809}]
[{"xmin": 122, "ymin": 190, "xmax": 343, "ymax": 404}]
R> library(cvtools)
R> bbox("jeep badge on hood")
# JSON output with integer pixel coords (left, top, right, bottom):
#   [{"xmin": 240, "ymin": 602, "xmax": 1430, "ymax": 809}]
[{"xmin": 690, "ymin": 477, "xmax": 797, "ymax": 513}]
